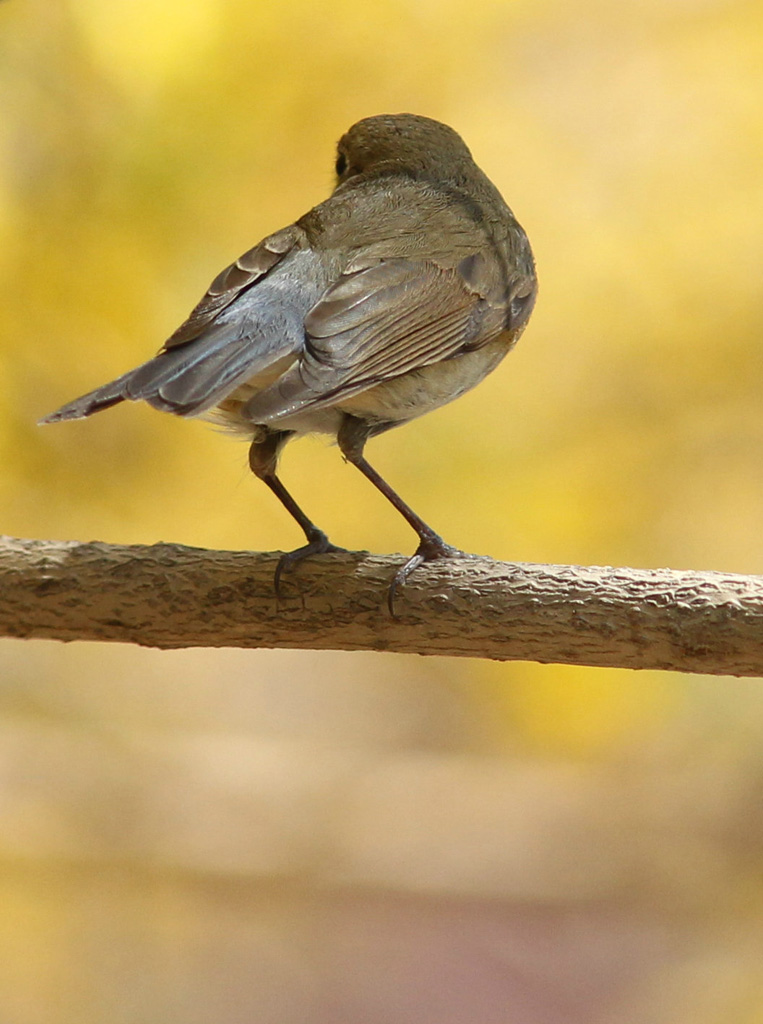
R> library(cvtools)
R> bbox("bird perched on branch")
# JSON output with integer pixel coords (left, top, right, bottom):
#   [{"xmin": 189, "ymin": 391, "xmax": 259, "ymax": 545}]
[{"xmin": 41, "ymin": 113, "xmax": 537, "ymax": 613}]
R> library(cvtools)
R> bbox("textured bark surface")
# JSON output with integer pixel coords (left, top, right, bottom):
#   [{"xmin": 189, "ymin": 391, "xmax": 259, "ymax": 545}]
[{"xmin": 2, "ymin": 535, "xmax": 762, "ymax": 675}]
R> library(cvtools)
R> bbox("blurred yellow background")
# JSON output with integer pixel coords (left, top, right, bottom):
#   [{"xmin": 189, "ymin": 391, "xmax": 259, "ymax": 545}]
[{"xmin": 1, "ymin": 0, "xmax": 762, "ymax": 1021}]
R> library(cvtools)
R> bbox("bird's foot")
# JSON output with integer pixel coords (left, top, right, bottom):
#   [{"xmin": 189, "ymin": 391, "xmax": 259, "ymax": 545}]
[
  {"xmin": 388, "ymin": 533, "xmax": 465, "ymax": 617},
  {"xmin": 274, "ymin": 528, "xmax": 347, "ymax": 598}
]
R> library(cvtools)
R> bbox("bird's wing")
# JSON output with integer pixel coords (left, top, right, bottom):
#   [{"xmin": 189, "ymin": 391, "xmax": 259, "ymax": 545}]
[
  {"xmin": 40, "ymin": 227, "xmax": 301, "ymax": 423},
  {"xmin": 241, "ymin": 251, "xmax": 535, "ymax": 423},
  {"xmin": 163, "ymin": 226, "xmax": 298, "ymax": 347}
]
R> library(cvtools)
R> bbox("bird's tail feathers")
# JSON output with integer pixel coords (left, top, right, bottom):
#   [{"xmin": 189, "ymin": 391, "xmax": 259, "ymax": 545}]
[
  {"xmin": 39, "ymin": 328, "xmax": 295, "ymax": 425},
  {"xmin": 38, "ymin": 371, "xmax": 134, "ymax": 424}
]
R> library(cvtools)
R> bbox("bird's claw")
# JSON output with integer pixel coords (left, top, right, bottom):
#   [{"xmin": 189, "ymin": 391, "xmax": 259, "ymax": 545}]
[
  {"xmin": 274, "ymin": 529, "xmax": 347, "ymax": 598},
  {"xmin": 387, "ymin": 535, "xmax": 464, "ymax": 617}
]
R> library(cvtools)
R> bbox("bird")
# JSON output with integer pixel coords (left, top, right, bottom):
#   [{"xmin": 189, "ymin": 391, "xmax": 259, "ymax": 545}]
[{"xmin": 40, "ymin": 113, "xmax": 537, "ymax": 614}]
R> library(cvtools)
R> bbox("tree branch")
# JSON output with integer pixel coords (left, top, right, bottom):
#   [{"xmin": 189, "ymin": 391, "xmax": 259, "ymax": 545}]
[{"xmin": 2, "ymin": 535, "xmax": 762, "ymax": 676}]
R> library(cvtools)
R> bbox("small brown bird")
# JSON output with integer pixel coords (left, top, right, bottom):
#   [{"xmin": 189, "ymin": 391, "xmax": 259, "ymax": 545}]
[{"xmin": 41, "ymin": 114, "xmax": 537, "ymax": 612}]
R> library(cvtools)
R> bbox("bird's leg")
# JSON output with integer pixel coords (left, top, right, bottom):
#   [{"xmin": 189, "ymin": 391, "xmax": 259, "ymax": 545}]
[
  {"xmin": 249, "ymin": 429, "xmax": 345, "ymax": 595},
  {"xmin": 337, "ymin": 415, "xmax": 463, "ymax": 615}
]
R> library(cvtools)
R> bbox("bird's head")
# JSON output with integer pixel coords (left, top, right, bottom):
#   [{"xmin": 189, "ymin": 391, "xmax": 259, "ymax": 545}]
[{"xmin": 334, "ymin": 113, "xmax": 475, "ymax": 186}]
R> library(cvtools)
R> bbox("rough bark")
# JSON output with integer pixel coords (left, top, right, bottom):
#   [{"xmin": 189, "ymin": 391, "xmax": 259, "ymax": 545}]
[{"xmin": 1, "ymin": 535, "xmax": 762, "ymax": 676}]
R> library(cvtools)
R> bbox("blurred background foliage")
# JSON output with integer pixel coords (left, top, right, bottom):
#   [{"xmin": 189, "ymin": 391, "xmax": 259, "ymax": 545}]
[{"xmin": 1, "ymin": 0, "xmax": 763, "ymax": 1021}]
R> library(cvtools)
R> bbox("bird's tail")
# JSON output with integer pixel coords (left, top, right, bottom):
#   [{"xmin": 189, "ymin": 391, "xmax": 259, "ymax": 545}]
[
  {"xmin": 38, "ymin": 369, "xmax": 135, "ymax": 424},
  {"xmin": 39, "ymin": 326, "xmax": 295, "ymax": 425}
]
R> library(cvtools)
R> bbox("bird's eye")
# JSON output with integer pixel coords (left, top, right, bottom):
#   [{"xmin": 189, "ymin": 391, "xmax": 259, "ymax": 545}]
[{"xmin": 335, "ymin": 152, "xmax": 348, "ymax": 177}]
